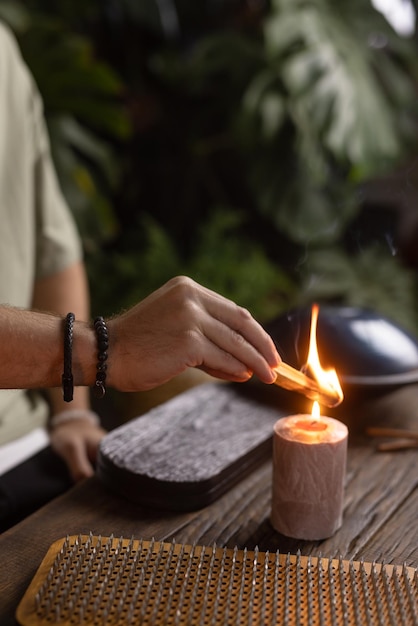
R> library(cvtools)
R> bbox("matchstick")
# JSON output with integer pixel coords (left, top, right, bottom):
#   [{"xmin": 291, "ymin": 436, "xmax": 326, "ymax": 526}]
[{"xmin": 272, "ymin": 362, "xmax": 343, "ymax": 408}]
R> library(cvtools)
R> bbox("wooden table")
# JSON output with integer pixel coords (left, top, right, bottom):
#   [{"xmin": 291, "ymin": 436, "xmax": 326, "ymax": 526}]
[{"xmin": 1, "ymin": 381, "xmax": 418, "ymax": 625}]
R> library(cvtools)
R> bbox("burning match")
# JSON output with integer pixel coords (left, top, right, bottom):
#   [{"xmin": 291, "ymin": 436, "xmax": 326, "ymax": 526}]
[
  {"xmin": 272, "ymin": 361, "xmax": 342, "ymax": 408},
  {"xmin": 272, "ymin": 304, "xmax": 344, "ymax": 408}
]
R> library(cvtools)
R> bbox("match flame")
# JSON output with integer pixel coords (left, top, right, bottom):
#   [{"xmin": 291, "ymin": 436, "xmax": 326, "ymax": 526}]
[{"xmin": 304, "ymin": 304, "xmax": 344, "ymax": 409}]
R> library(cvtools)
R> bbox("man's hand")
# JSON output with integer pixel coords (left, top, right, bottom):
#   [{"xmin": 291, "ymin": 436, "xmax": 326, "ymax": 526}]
[
  {"xmin": 49, "ymin": 418, "xmax": 106, "ymax": 483},
  {"xmin": 108, "ymin": 276, "xmax": 281, "ymax": 392},
  {"xmin": 0, "ymin": 276, "xmax": 281, "ymax": 394}
]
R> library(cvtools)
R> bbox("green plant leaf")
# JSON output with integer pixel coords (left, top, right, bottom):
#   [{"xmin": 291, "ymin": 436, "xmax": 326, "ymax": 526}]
[
  {"xmin": 299, "ymin": 245, "xmax": 418, "ymax": 333},
  {"xmin": 0, "ymin": 1, "xmax": 29, "ymax": 31},
  {"xmin": 265, "ymin": 0, "xmax": 407, "ymax": 175},
  {"xmin": 19, "ymin": 22, "xmax": 130, "ymax": 138}
]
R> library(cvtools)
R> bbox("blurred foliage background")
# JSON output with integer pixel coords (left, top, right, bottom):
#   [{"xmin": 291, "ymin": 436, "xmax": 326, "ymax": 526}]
[{"xmin": 2, "ymin": 0, "xmax": 418, "ymax": 331}]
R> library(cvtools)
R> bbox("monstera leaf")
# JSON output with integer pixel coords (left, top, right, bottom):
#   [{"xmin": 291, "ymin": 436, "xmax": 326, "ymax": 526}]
[
  {"xmin": 265, "ymin": 0, "xmax": 410, "ymax": 170},
  {"xmin": 240, "ymin": 0, "xmax": 417, "ymax": 244}
]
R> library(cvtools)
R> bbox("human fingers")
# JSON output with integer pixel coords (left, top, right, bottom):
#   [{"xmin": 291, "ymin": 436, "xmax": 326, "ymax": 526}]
[
  {"xmin": 194, "ymin": 311, "xmax": 277, "ymax": 383},
  {"xmin": 161, "ymin": 277, "xmax": 280, "ymax": 371},
  {"xmin": 161, "ymin": 282, "xmax": 279, "ymax": 382},
  {"xmin": 55, "ymin": 437, "xmax": 95, "ymax": 482},
  {"xmin": 50, "ymin": 424, "xmax": 104, "ymax": 482},
  {"xmin": 108, "ymin": 276, "xmax": 281, "ymax": 390},
  {"xmin": 192, "ymin": 289, "xmax": 281, "ymax": 378}
]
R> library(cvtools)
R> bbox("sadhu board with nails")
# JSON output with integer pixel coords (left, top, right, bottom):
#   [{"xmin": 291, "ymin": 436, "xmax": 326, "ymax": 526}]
[{"xmin": 17, "ymin": 534, "xmax": 418, "ymax": 626}]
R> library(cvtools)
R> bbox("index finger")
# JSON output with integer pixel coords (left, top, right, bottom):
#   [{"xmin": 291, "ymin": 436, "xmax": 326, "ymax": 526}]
[{"xmin": 196, "ymin": 286, "xmax": 281, "ymax": 368}]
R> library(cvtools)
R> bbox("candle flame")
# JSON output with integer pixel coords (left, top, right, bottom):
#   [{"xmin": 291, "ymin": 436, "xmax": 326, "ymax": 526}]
[
  {"xmin": 311, "ymin": 400, "xmax": 321, "ymax": 420},
  {"xmin": 303, "ymin": 304, "xmax": 344, "ymax": 406}
]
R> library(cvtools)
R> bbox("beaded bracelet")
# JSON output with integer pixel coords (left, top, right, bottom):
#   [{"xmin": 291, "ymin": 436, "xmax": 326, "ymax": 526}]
[
  {"xmin": 49, "ymin": 409, "xmax": 101, "ymax": 430},
  {"xmin": 93, "ymin": 316, "xmax": 108, "ymax": 399},
  {"xmin": 62, "ymin": 312, "xmax": 75, "ymax": 402}
]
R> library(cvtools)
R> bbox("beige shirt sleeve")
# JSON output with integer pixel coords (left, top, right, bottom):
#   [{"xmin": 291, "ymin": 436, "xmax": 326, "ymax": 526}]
[
  {"xmin": 0, "ymin": 20, "xmax": 82, "ymax": 309},
  {"xmin": 0, "ymin": 21, "xmax": 83, "ymax": 443}
]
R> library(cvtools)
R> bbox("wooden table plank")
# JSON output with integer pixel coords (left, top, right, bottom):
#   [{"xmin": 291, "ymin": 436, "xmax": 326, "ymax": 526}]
[
  {"xmin": 166, "ymin": 443, "xmax": 418, "ymax": 566},
  {"xmin": 2, "ymin": 381, "xmax": 418, "ymax": 625},
  {"xmin": 357, "ymin": 476, "xmax": 418, "ymax": 566}
]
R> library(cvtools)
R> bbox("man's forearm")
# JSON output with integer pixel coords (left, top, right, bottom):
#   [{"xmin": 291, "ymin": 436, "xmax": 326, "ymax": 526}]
[
  {"xmin": 32, "ymin": 261, "xmax": 91, "ymax": 412},
  {"xmin": 0, "ymin": 305, "xmax": 96, "ymax": 389},
  {"xmin": 0, "ymin": 277, "xmax": 281, "ymax": 395}
]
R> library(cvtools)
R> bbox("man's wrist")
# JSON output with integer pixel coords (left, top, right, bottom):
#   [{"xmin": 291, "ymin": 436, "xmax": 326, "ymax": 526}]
[
  {"xmin": 72, "ymin": 320, "xmax": 98, "ymax": 387},
  {"xmin": 49, "ymin": 409, "xmax": 100, "ymax": 430}
]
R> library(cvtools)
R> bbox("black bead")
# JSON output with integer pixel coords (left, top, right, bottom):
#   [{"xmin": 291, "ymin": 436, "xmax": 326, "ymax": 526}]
[{"xmin": 93, "ymin": 316, "xmax": 109, "ymax": 398}]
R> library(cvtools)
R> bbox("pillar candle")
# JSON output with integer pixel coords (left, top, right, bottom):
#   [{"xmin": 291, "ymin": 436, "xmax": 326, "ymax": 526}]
[{"xmin": 271, "ymin": 414, "xmax": 348, "ymax": 540}]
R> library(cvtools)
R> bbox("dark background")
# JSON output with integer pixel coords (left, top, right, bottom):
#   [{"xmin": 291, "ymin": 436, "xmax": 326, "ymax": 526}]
[{"xmin": 2, "ymin": 0, "xmax": 418, "ymax": 332}]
